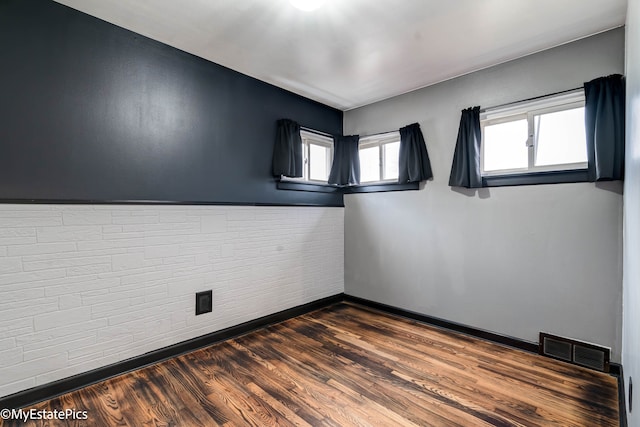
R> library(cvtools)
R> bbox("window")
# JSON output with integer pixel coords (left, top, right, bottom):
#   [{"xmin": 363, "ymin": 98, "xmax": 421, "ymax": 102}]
[
  {"xmin": 358, "ymin": 132, "xmax": 401, "ymax": 183},
  {"xmin": 277, "ymin": 128, "xmax": 419, "ymax": 193},
  {"xmin": 481, "ymin": 90, "xmax": 587, "ymax": 177},
  {"xmin": 291, "ymin": 130, "xmax": 333, "ymax": 183}
]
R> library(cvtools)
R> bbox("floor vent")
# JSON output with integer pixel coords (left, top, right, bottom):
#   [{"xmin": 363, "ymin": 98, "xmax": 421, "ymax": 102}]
[{"xmin": 539, "ymin": 333, "xmax": 610, "ymax": 373}]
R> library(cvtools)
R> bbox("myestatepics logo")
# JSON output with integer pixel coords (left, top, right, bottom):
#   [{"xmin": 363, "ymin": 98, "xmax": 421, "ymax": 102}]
[{"xmin": 1, "ymin": 408, "xmax": 88, "ymax": 422}]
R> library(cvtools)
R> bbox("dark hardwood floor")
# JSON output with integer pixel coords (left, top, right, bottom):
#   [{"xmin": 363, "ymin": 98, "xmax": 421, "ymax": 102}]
[{"xmin": 2, "ymin": 302, "xmax": 619, "ymax": 426}]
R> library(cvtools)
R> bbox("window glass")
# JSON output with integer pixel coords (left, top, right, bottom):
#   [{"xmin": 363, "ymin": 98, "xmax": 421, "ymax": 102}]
[
  {"xmin": 534, "ymin": 107, "xmax": 587, "ymax": 167},
  {"xmin": 359, "ymin": 146, "xmax": 380, "ymax": 183},
  {"xmin": 383, "ymin": 141, "xmax": 400, "ymax": 180},
  {"xmin": 309, "ymin": 143, "xmax": 329, "ymax": 181},
  {"xmin": 483, "ymin": 119, "xmax": 529, "ymax": 171}
]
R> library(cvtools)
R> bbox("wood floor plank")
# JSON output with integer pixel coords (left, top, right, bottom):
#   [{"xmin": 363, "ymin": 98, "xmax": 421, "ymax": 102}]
[
  {"xmin": 321, "ymin": 320, "xmax": 581, "ymax": 425},
  {"xmin": 293, "ymin": 318, "xmax": 530, "ymax": 423},
  {"xmin": 2, "ymin": 302, "xmax": 620, "ymax": 427},
  {"xmin": 311, "ymin": 303, "xmax": 619, "ymax": 423},
  {"xmin": 262, "ymin": 322, "xmax": 493, "ymax": 426},
  {"xmin": 215, "ymin": 341, "xmax": 330, "ymax": 425}
]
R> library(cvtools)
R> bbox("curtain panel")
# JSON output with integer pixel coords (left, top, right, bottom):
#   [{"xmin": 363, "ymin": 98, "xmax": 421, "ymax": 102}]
[
  {"xmin": 272, "ymin": 119, "xmax": 303, "ymax": 178},
  {"xmin": 328, "ymin": 135, "xmax": 360, "ymax": 186},
  {"xmin": 584, "ymin": 74, "xmax": 626, "ymax": 181},
  {"xmin": 398, "ymin": 123, "xmax": 433, "ymax": 183},
  {"xmin": 448, "ymin": 106, "xmax": 482, "ymax": 188}
]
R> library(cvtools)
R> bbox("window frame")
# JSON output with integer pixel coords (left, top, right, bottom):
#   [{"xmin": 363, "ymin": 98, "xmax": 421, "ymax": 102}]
[
  {"xmin": 358, "ymin": 131, "xmax": 401, "ymax": 184},
  {"xmin": 480, "ymin": 90, "xmax": 587, "ymax": 178},
  {"xmin": 281, "ymin": 130, "xmax": 333, "ymax": 184},
  {"xmin": 303, "ymin": 131, "xmax": 333, "ymax": 183},
  {"xmin": 276, "ymin": 128, "xmax": 420, "ymax": 194}
]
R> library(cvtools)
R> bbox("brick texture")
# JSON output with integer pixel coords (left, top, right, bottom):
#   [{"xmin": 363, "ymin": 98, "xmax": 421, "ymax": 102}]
[{"xmin": 0, "ymin": 204, "xmax": 344, "ymax": 397}]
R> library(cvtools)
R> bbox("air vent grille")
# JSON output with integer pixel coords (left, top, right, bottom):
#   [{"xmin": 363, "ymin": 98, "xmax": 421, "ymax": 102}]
[
  {"xmin": 539, "ymin": 333, "xmax": 609, "ymax": 372},
  {"xmin": 573, "ymin": 345, "xmax": 606, "ymax": 370},
  {"xmin": 542, "ymin": 337, "xmax": 572, "ymax": 361}
]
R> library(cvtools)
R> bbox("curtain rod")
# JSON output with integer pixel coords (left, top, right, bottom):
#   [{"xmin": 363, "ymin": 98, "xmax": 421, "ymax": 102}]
[
  {"xmin": 480, "ymin": 87, "xmax": 583, "ymax": 113},
  {"xmin": 300, "ymin": 126, "xmax": 399, "ymax": 139},
  {"xmin": 300, "ymin": 126, "xmax": 334, "ymax": 138},
  {"xmin": 359, "ymin": 130, "xmax": 399, "ymax": 139}
]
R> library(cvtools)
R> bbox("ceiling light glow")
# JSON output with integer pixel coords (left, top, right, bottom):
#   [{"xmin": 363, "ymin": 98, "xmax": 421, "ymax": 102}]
[{"xmin": 289, "ymin": 0, "xmax": 325, "ymax": 12}]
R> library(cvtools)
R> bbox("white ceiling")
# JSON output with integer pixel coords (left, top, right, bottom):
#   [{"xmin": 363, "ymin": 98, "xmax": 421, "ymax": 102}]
[{"xmin": 54, "ymin": 0, "xmax": 627, "ymax": 111}]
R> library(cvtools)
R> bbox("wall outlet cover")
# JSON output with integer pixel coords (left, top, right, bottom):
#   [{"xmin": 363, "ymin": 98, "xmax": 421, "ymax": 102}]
[{"xmin": 195, "ymin": 290, "xmax": 213, "ymax": 315}]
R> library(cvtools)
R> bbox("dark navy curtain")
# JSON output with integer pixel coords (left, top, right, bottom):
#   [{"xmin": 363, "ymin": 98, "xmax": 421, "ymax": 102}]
[
  {"xmin": 398, "ymin": 123, "xmax": 433, "ymax": 183},
  {"xmin": 328, "ymin": 135, "xmax": 360, "ymax": 186},
  {"xmin": 448, "ymin": 106, "xmax": 482, "ymax": 188},
  {"xmin": 584, "ymin": 74, "xmax": 625, "ymax": 181},
  {"xmin": 272, "ymin": 119, "xmax": 303, "ymax": 178}
]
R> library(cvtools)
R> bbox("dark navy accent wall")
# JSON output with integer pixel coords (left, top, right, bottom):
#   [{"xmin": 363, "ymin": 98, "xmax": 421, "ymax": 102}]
[{"xmin": 0, "ymin": 0, "xmax": 344, "ymax": 206}]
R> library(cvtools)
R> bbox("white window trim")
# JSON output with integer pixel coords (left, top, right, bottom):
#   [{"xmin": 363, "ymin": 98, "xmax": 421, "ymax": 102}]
[
  {"xmin": 480, "ymin": 90, "xmax": 587, "ymax": 177},
  {"xmin": 358, "ymin": 131, "xmax": 401, "ymax": 184},
  {"xmin": 281, "ymin": 130, "xmax": 333, "ymax": 184}
]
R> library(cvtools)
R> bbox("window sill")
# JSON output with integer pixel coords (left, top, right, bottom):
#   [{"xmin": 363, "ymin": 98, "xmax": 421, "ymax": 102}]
[
  {"xmin": 482, "ymin": 169, "xmax": 588, "ymax": 187},
  {"xmin": 277, "ymin": 181, "xmax": 341, "ymax": 193},
  {"xmin": 276, "ymin": 180, "xmax": 420, "ymax": 194},
  {"xmin": 343, "ymin": 182, "xmax": 420, "ymax": 193}
]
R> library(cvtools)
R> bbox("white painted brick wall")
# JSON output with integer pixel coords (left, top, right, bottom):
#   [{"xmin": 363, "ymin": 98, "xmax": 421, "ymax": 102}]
[{"xmin": 0, "ymin": 204, "xmax": 344, "ymax": 398}]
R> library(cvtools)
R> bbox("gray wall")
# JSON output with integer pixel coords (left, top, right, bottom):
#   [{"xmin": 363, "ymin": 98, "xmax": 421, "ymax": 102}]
[
  {"xmin": 344, "ymin": 29, "xmax": 624, "ymax": 361},
  {"xmin": 623, "ymin": 0, "xmax": 640, "ymax": 423}
]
